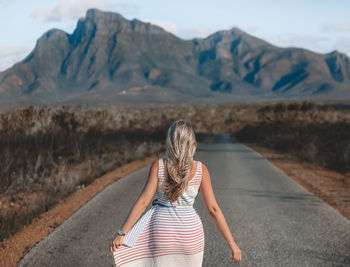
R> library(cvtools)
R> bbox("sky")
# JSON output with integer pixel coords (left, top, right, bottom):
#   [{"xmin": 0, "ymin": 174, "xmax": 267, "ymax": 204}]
[{"xmin": 0, "ymin": 0, "xmax": 349, "ymax": 72}]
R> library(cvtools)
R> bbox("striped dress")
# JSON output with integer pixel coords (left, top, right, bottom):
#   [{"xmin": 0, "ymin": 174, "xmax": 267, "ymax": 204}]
[{"xmin": 113, "ymin": 157, "xmax": 205, "ymax": 266}]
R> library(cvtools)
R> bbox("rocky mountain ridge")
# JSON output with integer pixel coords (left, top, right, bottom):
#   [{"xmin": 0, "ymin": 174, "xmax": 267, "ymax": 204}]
[{"xmin": 0, "ymin": 8, "xmax": 349, "ymax": 107}]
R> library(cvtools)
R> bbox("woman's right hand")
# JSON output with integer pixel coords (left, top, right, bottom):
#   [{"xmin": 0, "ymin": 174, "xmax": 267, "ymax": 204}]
[
  {"xmin": 109, "ymin": 235, "xmax": 125, "ymax": 252},
  {"xmin": 231, "ymin": 244, "xmax": 242, "ymax": 262}
]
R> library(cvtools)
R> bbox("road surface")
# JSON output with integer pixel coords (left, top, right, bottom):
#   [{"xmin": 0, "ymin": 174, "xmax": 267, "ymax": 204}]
[{"xmin": 19, "ymin": 134, "xmax": 350, "ymax": 266}]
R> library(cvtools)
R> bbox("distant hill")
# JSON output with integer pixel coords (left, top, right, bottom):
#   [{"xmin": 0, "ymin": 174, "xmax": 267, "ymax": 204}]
[{"xmin": 0, "ymin": 8, "xmax": 349, "ymax": 107}]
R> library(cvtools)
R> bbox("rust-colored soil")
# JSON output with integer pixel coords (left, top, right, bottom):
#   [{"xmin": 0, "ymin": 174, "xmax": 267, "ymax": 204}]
[
  {"xmin": 245, "ymin": 143, "xmax": 350, "ymax": 220},
  {"xmin": 0, "ymin": 153, "xmax": 164, "ymax": 267}
]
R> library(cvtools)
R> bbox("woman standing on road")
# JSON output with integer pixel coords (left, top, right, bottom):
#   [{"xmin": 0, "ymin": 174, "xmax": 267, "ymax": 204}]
[{"xmin": 110, "ymin": 119, "xmax": 242, "ymax": 266}]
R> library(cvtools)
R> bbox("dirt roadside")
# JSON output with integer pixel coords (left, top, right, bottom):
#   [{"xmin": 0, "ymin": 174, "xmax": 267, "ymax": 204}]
[
  {"xmin": 244, "ymin": 143, "xmax": 350, "ymax": 220},
  {"xmin": 0, "ymin": 152, "xmax": 164, "ymax": 267}
]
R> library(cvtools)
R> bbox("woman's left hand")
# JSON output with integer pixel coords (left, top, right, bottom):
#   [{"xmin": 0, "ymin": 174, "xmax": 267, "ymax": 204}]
[{"xmin": 109, "ymin": 235, "xmax": 125, "ymax": 252}]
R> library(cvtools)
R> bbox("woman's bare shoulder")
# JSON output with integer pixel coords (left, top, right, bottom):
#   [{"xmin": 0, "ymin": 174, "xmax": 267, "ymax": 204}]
[
  {"xmin": 200, "ymin": 161, "xmax": 208, "ymax": 170},
  {"xmin": 149, "ymin": 158, "xmax": 160, "ymax": 172}
]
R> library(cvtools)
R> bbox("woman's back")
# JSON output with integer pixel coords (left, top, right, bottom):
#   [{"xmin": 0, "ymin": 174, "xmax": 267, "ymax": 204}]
[{"xmin": 155, "ymin": 157, "xmax": 202, "ymax": 207}]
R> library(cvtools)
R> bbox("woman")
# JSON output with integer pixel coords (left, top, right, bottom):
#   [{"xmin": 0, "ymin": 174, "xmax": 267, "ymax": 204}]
[{"xmin": 110, "ymin": 119, "xmax": 242, "ymax": 266}]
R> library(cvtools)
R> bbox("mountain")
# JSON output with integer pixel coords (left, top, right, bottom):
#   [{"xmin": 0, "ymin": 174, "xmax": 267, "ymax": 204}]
[{"xmin": 0, "ymin": 8, "xmax": 350, "ymax": 107}]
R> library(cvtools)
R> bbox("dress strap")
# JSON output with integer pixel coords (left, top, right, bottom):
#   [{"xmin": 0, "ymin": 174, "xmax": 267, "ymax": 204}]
[
  {"xmin": 158, "ymin": 158, "xmax": 163, "ymax": 182},
  {"xmin": 198, "ymin": 161, "xmax": 202, "ymax": 184}
]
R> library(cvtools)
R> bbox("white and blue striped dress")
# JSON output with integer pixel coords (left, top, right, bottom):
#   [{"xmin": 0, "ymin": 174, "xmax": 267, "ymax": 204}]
[{"xmin": 113, "ymin": 157, "xmax": 204, "ymax": 266}]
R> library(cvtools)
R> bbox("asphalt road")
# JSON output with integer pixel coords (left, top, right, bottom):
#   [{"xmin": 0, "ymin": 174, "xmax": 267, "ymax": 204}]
[{"xmin": 18, "ymin": 134, "xmax": 350, "ymax": 266}]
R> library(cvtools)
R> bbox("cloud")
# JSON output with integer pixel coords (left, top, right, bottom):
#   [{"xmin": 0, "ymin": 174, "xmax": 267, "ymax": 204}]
[
  {"xmin": 322, "ymin": 23, "xmax": 350, "ymax": 33},
  {"xmin": 31, "ymin": 0, "xmax": 139, "ymax": 22},
  {"xmin": 0, "ymin": 45, "xmax": 32, "ymax": 72}
]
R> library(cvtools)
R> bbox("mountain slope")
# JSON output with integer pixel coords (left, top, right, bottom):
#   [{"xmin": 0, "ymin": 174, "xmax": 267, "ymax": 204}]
[
  {"xmin": 193, "ymin": 29, "xmax": 350, "ymax": 97},
  {"xmin": 0, "ymin": 8, "xmax": 349, "ymax": 106}
]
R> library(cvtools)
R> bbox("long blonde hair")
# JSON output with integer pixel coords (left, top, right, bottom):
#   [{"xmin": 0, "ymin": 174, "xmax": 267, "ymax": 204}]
[{"xmin": 163, "ymin": 119, "xmax": 197, "ymax": 202}]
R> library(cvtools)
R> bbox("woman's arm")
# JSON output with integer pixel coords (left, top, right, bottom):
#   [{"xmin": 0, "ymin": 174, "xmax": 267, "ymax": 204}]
[
  {"xmin": 199, "ymin": 163, "xmax": 242, "ymax": 262},
  {"xmin": 110, "ymin": 159, "xmax": 159, "ymax": 251},
  {"xmin": 119, "ymin": 159, "xmax": 159, "ymax": 234}
]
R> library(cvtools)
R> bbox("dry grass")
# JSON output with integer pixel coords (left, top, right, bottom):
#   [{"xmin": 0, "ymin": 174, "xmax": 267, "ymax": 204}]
[
  {"xmin": 0, "ymin": 106, "xmax": 166, "ymax": 241},
  {"xmin": 1, "ymin": 100, "xmax": 349, "ymax": 242},
  {"xmin": 235, "ymin": 105, "xmax": 350, "ymax": 174}
]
